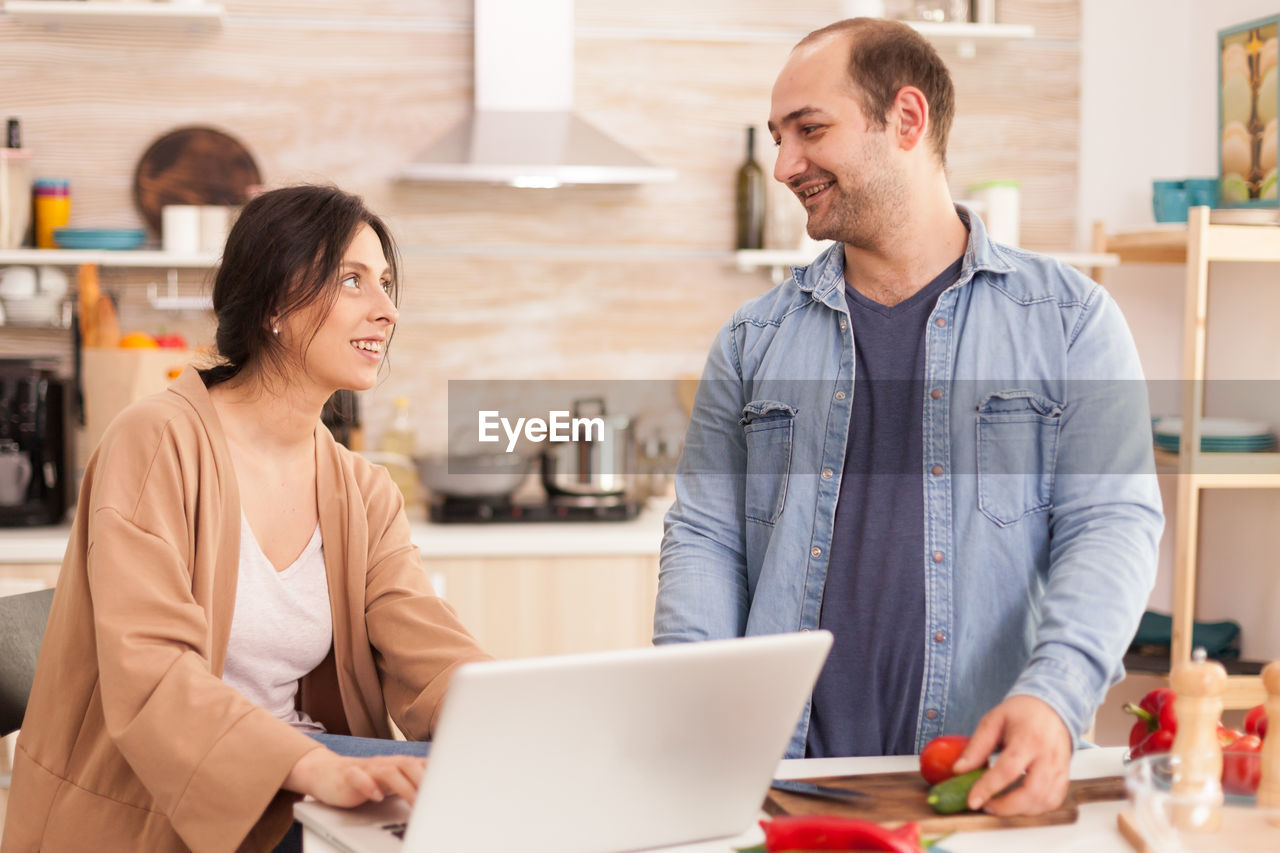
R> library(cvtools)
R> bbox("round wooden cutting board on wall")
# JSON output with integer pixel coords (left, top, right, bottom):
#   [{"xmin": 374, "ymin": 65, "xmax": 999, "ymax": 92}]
[{"xmin": 132, "ymin": 126, "xmax": 262, "ymax": 236}]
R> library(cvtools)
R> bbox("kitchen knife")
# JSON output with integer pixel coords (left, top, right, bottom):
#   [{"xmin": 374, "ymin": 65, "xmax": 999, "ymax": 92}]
[{"xmin": 770, "ymin": 778, "xmax": 869, "ymax": 802}]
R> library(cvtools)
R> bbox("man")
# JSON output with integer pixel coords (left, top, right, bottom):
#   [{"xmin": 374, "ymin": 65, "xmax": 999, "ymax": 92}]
[{"xmin": 654, "ymin": 18, "xmax": 1162, "ymax": 817}]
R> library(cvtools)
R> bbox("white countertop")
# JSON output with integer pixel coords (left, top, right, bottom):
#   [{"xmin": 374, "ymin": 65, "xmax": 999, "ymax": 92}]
[
  {"xmin": 298, "ymin": 748, "xmax": 1134, "ymax": 853},
  {"xmin": 0, "ymin": 498, "xmax": 671, "ymax": 564}
]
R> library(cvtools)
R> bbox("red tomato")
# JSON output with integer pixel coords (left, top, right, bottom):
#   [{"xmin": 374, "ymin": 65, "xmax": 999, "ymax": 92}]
[
  {"xmin": 919, "ymin": 735, "xmax": 970, "ymax": 786},
  {"xmin": 154, "ymin": 332, "xmax": 187, "ymax": 349}
]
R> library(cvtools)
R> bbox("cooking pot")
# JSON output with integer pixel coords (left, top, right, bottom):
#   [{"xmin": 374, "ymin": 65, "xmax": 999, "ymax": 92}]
[
  {"xmin": 540, "ymin": 398, "xmax": 635, "ymax": 498},
  {"xmin": 416, "ymin": 452, "xmax": 530, "ymax": 500}
]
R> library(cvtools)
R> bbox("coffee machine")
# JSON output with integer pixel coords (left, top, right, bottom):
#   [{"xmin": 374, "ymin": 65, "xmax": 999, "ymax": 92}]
[{"xmin": 0, "ymin": 358, "xmax": 70, "ymax": 526}]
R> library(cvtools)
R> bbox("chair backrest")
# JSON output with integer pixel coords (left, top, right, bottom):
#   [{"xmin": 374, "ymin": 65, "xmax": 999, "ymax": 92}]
[{"xmin": 0, "ymin": 587, "xmax": 55, "ymax": 737}]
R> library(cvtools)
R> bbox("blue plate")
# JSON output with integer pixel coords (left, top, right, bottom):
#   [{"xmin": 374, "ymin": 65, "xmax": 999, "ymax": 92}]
[{"xmin": 53, "ymin": 228, "xmax": 146, "ymax": 250}]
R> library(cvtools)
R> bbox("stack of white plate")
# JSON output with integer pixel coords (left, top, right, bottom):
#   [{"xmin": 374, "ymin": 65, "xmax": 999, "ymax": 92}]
[{"xmin": 1152, "ymin": 416, "xmax": 1277, "ymax": 453}]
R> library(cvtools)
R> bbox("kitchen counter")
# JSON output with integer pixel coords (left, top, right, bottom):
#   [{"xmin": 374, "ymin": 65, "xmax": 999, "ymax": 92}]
[
  {"xmin": 0, "ymin": 497, "xmax": 672, "ymax": 565},
  {"xmin": 299, "ymin": 748, "xmax": 1135, "ymax": 853}
]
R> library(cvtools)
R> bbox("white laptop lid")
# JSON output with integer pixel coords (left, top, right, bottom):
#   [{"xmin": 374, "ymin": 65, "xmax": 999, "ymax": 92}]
[{"xmin": 401, "ymin": 630, "xmax": 832, "ymax": 853}]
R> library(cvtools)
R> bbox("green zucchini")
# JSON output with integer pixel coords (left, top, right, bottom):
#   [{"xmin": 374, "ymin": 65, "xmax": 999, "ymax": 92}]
[{"xmin": 926, "ymin": 767, "xmax": 987, "ymax": 814}]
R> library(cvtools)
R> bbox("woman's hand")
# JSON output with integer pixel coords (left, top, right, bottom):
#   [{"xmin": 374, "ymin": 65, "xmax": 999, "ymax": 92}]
[{"xmin": 284, "ymin": 747, "xmax": 426, "ymax": 808}]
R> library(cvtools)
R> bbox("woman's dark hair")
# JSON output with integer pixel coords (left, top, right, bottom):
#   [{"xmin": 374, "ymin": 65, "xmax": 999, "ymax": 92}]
[{"xmin": 200, "ymin": 184, "xmax": 400, "ymax": 388}]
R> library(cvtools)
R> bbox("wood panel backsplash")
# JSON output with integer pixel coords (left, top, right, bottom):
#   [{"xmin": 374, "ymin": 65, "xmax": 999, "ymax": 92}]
[{"xmin": 0, "ymin": 0, "xmax": 1079, "ymax": 455}]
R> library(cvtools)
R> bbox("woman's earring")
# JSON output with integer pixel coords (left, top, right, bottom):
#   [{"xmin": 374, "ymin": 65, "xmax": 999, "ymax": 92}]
[{"xmin": 272, "ymin": 325, "xmax": 279, "ymax": 335}]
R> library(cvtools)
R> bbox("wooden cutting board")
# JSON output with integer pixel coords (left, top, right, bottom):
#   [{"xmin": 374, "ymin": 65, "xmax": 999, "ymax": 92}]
[
  {"xmin": 764, "ymin": 771, "xmax": 1126, "ymax": 834},
  {"xmin": 132, "ymin": 126, "xmax": 261, "ymax": 235}
]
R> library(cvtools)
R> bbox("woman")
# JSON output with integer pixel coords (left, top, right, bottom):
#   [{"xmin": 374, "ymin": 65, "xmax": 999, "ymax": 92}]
[{"xmin": 2, "ymin": 186, "xmax": 491, "ymax": 853}]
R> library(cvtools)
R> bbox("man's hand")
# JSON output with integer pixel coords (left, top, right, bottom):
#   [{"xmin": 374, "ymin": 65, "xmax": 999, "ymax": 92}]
[
  {"xmin": 284, "ymin": 747, "xmax": 426, "ymax": 808},
  {"xmin": 948, "ymin": 694, "xmax": 1072, "ymax": 816}
]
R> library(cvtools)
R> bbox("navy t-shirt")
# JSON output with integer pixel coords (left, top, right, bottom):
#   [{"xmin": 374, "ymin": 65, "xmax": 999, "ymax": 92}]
[{"xmin": 806, "ymin": 256, "xmax": 963, "ymax": 758}]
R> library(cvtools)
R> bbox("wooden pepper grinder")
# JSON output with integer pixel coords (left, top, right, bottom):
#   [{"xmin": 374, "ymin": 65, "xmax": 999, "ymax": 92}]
[
  {"xmin": 1170, "ymin": 647, "xmax": 1227, "ymax": 832},
  {"xmin": 1259, "ymin": 660, "xmax": 1280, "ymax": 816}
]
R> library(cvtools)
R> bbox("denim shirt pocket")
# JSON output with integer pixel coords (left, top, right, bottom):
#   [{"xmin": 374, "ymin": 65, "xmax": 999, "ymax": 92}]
[
  {"xmin": 740, "ymin": 400, "xmax": 798, "ymax": 525},
  {"xmin": 975, "ymin": 389, "xmax": 1063, "ymax": 527}
]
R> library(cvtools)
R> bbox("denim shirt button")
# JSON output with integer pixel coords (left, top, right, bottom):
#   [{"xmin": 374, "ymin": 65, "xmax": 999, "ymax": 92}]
[
  {"xmin": 822, "ymin": 468, "xmax": 834, "ymax": 479},
  {"xmin": 930, "ymin": 388, "xmax": 942, "ymax": 400},
  {"xmin": 834, "ymin": 391, "xmax": 847, "ymax": 400},
  {"xmin": 839, "ymin": 319, "xmax": 847, "ymax": 330},
  {"xmin": 931, "ymin": 464, "xmax": 944, "ymax": 476},
  {"xmin": 925, "ymin": 709, "xmax": 939, "ymax": 720},
  {"xmin": 934, "ymin": 631, "xmax": 947, "ymax": 643},
  {"xmin": 935, "ymin": 317, "xmax": 946, "ymax": 328},
  {"xmin": 932, "ymin": 551, "xmax": 944, "ymax": 563},
  {"xmin": 810, "ymin": 547, "xmax": 822, "ymax": 558}
]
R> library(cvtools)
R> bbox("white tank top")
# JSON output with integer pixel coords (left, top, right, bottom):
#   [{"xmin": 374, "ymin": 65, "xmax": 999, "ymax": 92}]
[{"xmin": 222, "ymin": 515, "xmax": 333, "ymax": 732}]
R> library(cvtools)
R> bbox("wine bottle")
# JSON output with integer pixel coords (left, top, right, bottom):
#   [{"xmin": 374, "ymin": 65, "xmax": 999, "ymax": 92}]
[{"xmin": 735, "ymin": 126, "xmax": 766, "ymax": 250}]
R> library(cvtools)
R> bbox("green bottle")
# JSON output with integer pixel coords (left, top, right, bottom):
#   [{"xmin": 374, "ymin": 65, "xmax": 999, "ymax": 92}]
[{"xmin": 735, "ymin": 126, "xmax": 766, "ymax": 250}]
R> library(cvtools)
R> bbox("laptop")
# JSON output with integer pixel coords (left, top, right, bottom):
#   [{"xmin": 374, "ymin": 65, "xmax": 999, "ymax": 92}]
[{"xmin": 294, "ymin": 630, "xmax": 832, "ymax": 853}]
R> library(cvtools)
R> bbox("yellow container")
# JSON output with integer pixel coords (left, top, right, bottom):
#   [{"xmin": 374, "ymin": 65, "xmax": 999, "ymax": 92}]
[{"xmin": 34, "ymin": 179, "xmax": 70, "ymax": 249}]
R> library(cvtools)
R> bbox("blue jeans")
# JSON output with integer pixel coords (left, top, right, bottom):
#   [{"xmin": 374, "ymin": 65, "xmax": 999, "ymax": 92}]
[{"xmin": 273, "ymin": 733, "xmax": 431, "ymax": 853}]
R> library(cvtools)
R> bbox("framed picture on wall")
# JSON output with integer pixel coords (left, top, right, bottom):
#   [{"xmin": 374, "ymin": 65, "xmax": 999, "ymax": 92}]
[{"xmin": 1218, "ymin": 15, "xmax": 1278, "ymax": 208}]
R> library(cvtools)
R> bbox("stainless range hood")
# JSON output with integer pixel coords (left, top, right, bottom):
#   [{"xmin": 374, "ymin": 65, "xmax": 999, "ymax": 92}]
[{"xmin": 398, "ymin": 0, "xmax": 676, "ymax": 188}]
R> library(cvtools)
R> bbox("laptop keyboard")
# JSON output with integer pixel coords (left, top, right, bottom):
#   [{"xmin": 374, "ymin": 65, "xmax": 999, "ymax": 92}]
[{"xmin": 380, "ymin": 822, "xmax": 407, "ymax": 840}]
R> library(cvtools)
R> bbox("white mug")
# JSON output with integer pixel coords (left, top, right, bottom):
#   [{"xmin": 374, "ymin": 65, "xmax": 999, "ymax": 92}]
[{"xmin": 162, "ymin": 204, "xmax": 201, "ymax": 254}]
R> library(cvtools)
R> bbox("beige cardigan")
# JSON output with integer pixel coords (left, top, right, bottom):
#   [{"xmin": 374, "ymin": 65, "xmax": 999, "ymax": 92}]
[{"xmin": 2, "ymin": 369, "xmax": 491, "ymax": 853}]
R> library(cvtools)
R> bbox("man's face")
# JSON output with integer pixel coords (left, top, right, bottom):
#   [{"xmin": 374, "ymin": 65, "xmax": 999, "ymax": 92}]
[{"xmin": 768, "ymin": 36, "xmax": 908, "ymax": 248}]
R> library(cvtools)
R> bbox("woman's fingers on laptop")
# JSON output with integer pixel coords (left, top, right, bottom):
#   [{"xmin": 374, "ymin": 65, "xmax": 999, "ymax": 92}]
[
  {"xmin": 352, "ymin": 755, "xmax": 426, "ymax": 806},
  {"xmin": 292, "ymin": 750, "xmax": 427, "ymax": 808}
]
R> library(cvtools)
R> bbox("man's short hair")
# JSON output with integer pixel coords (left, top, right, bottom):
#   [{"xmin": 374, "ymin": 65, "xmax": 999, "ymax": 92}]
[{"xmin": 797, "ymin": 18, "xmax": 956, "ymax": 166}]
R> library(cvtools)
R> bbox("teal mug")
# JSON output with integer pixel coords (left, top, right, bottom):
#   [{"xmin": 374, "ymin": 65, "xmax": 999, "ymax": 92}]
[{"xmin": 1152, "ymin": 180, "xmax": 1188, "ymax": 223}]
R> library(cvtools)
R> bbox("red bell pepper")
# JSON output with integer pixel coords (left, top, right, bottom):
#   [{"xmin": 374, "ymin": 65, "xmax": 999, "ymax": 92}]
[
  {"xmin": 1124, "ymin": 687, "xmax": 1179, "ymax": 758},
  {"xmin": 1222, "ymin": 733, "xmax": 1263, "ymax": 796},
  {"xmin": 757, "ymin": 816, "xmax": 923, "ymax": 853},
  {"xmin": 1245, "ymin": 704, "xmax": 1268, "ymax": 740}
]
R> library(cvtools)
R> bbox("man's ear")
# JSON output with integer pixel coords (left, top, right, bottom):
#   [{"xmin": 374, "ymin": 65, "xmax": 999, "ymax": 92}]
[{"xmin": 891, "ymin": 86, "xmax": 929, "ymax": 153}]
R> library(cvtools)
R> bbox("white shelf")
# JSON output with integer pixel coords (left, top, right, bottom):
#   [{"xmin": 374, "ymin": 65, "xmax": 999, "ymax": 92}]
[
  {"xmin": 735, "ymin": 248, "xmax": 1119, "ymax": 278},
  {"xmin": 2, "ymin": 1, "xmax": 224, "ymax": 29},
  {"xmin": 576, "ymin": 21, "xmax": 1033, "ymax": 55},
  {"xmin": 909, "ymin": 21, "xmax": 1034, "ymax": 58},
  {"xmin": 0, "ymin": 249, "xmax": 219, "ymax": 268}
]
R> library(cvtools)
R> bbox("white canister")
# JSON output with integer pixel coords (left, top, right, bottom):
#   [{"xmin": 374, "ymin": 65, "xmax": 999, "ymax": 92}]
[
  {"xmin": 970, "ymin": 180, "xmax": 1020, "ymax": 246},
  {"xmin": 162, "ymin": 204, "xmax": 201, "ymax": 254},
  {"xmin": 198, "ymin": 205, "xmax": 232, "ymax": 253}
]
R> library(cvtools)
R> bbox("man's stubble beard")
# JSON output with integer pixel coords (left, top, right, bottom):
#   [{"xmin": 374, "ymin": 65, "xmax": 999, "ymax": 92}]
[{"xmin": 804, "ymin": 150, "xmax": 908, "ymax": 251}]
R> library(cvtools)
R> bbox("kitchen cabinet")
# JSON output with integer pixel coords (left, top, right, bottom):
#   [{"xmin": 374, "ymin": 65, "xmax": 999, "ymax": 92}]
[
  {"xmin": 1095, "ymin": 206, "xmax": 1280, "ymax": 709},
  {"xmin": 425, "ymin": 555, "xmax": 659, "ymax": 660}
]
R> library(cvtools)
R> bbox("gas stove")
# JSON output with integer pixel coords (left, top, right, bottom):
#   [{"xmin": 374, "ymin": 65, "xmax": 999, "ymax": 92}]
[{"xmin": 429, "ymin": 494, "xmax": 642, "ymax": 524}]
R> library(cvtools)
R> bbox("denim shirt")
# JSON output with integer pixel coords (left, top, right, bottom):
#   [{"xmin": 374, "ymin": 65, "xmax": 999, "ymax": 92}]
[{"xmin": 654, "ymin": 208, "xmax": 1163, "ymax": 758}]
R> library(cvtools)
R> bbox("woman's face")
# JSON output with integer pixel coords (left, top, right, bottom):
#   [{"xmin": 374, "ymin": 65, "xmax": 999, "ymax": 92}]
[{"xmin": 283, "ymin": 223, "xmax": 398, "ymax": 397}]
